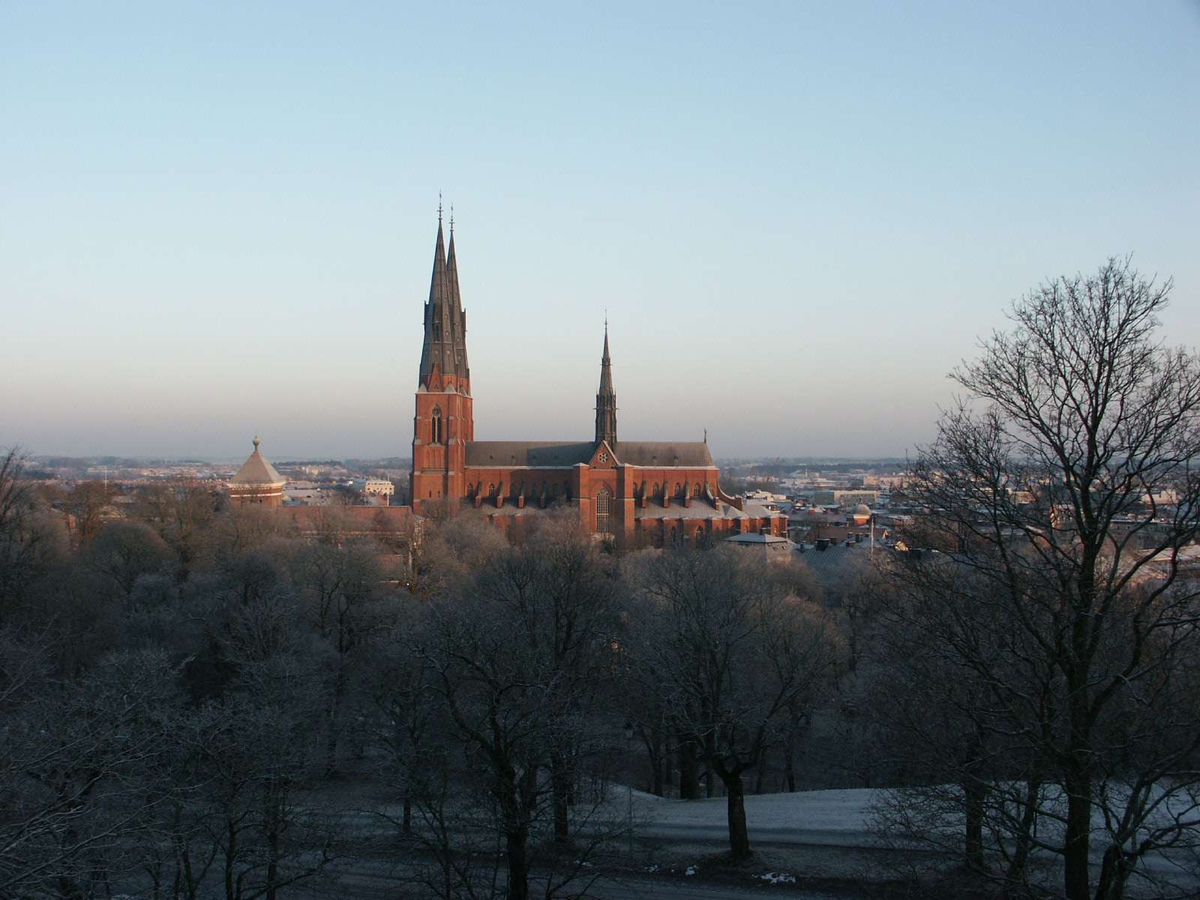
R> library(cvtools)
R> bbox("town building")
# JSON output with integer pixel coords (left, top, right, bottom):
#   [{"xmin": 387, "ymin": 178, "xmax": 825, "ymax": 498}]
[
  {"xmin": 409, "ymin": 213, "xmax": 785, "ymax": 549},
  {"xmin": 228, "ymin": 437, "xmax": 287, "ymax": 507}
]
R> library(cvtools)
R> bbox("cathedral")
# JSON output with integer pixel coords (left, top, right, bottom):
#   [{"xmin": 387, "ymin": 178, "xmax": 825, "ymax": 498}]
[{"xmin": 410, "ymin": 212, "xmax": 785, "ymax": 550}]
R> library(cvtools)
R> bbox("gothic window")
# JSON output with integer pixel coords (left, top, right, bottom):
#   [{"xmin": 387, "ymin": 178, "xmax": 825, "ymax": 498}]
[
  {"xmin": 596, "ymin": 487, "xmax": 613, "ymax": 534},
  {"xmin": 431, "ymin": 406, "xmax": 443, "ymax": 444}
]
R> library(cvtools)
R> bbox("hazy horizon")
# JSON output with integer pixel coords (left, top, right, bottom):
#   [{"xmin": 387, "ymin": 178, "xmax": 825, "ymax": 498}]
[{"xmin": 4, "ymin": 2, "xmax": 1197, "ymax": 459}]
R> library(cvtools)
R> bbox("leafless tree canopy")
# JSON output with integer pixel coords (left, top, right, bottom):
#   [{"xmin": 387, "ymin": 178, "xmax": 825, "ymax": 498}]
[
  {"xmin": 875, "ymin": 258, "xmax": 1200, "ymax": 900},
  {"xmin": 1, "ymin": 257, "xmax": 1196, "ymax": 900}
]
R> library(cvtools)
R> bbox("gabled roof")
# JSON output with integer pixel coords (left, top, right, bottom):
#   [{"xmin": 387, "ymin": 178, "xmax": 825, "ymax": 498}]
[
  {"xmin": 465, "ymin": 441, "xmax": 596, "ymax": 467},
  {"xmin": 612, "ymin": 441, "xmax": 715, "ymax": 468},
  {"xmin": 464, "ymin": 439, "xmax": 716, "ymax": 469},
  {"xmin": 230, "ymin": 437, "xmax": 286, "ymax": 487}
]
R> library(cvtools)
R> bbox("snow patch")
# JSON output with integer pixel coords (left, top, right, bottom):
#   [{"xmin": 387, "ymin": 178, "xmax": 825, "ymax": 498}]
[{"xmin": 757, "ymin": 872, "xmax": 797, "ymax": 884}]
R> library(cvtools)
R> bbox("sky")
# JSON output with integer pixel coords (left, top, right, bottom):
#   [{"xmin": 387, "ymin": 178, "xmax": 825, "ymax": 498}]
[{"xmin": 2, "ymin": 2, "xmax": 1198, "ymax": 460}]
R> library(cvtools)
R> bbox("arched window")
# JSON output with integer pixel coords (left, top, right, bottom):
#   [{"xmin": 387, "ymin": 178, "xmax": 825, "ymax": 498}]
[
  {"xmin": 596, "ymin": 486, "xmax": 613, "ymax": 534},
  {"xmin": 431, "ymin": 406, "xmax": 443, "ymax": 444}
]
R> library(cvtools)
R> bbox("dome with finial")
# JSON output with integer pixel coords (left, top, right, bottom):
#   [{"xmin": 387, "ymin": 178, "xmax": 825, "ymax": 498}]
[{"xmin": 228, "ymin": 436, "xmax": 286, "ymax": 506}]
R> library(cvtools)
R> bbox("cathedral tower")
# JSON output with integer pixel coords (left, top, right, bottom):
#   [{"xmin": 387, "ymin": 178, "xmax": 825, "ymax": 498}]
[
  {"xmin": 411, "ymin": 209, "xmax": 473, "ymax": 513},
  {"xmin": 595, "ymin": 322, "xmax": 617, "ymax": 446}
]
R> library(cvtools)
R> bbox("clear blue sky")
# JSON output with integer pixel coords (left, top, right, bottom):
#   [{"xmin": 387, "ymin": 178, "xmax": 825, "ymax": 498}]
[{"xmin": 3, "ymin": 1, "xmax": 1197, "ymax": 459}]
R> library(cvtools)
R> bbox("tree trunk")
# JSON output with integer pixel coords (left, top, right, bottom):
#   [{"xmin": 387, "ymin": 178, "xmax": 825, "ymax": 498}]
[
  {"xmin": 1063, "ymin": 566, "xmax": 1097, "ymax": 900},
  {"xmin": 784, "ymin": 736, "xmax": 797, "ymax": 792},
  {"xmin": 644, "ymin": 729, "xmax": 664, "ymax": 797},
  {"xmin": 402, "ymin": 790, "xmax": 412, "ymax": 835},
  {"xmin": 505, "ymin": 826, "xmax": 531, "ymax": 900},
  {"xmin": 324, "ymin": 663, "xmax": 347, "ymax": 777},
  {"xmin": 964, "ymin": 778, "xmax": 985, "ymax": 872},
  {"xmin": 679, "ymin": 740, "xmax": 700, "ymax": 800},
  {"xmin": 551, "ymin": 749, "xmax": 571, "ymax": 843},
  {"xmin": 704, "ymin": 733, "xmax": 716, "ymax": 798},
  {"xmin": 1093, "ymin": 843, "xmax": 1138, "ymax": 900},
  {"xmin": 1003, "ymin": 777, "xmax": 1040, "ymax": 895},
  {"xmin": 224, "ymin": 821, "xmax": 236, "ymax": 900},
  {"xmin": 723, "ymin": 773, "xmax": 752, "ymax": 860},
  {"xmin": 1063, "ymin": 763, "xmax": 1092, "ymax": 900},
  {"xmin": 663, "ymin": 735, "xmax": 675, "ymax": 796},
  {"xmin": 265, "ymin": 827, "xmax": 279, "ymax": 900},
  {"xmin": 651, "ymin": 731, "xmax": 665, "ymax": 797},
  {"xmin": 265, "ymin": 784, "xmax": 283, "ymax": 900}
]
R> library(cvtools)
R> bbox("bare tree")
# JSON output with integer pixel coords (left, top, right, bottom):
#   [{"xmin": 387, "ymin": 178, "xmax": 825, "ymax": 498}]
[
  {"xmin": 190, "ymin": 660, "xmax": 334, "ymax": 900},
  {"xmin": 630, "ymin": 547, "xmax": 839, "ymax": 860},
  {"xmin": 61, "ymin": 481, "xmax": 118, "ymax": 549},
  {"xmin": 135, "ymin": 482, "xmax": 218, "ymax": 582},
  {"xmin": 422, "ymin": 516, "xmax": 623, "ymax": 900},
  {"xmin": 0, "ymin": 449, "xmax": 66, "ymax": 622},
  {"xmin": 894, "ymin": 257, "xmax": 1200, "ymax": 900},
  {"xmin": 0, "ymin": 638, "xmax": 177, "ymax": 899},
  {"xmin": 292, "ymin": 538, "xmax": 383, "ymax": 775},
  {"xmin": 85, "ymin": 520, "xmax": 173, "ymax": 601}
]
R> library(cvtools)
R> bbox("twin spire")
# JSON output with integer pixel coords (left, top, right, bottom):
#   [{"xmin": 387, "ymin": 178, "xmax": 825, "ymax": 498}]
[
  {"xmin": 418, "ymin": 206, "xmax": 470, "ymax": 393},
  {"xmin": 417, "ymin": 207, "xmax": 616, "ymax": 446}
]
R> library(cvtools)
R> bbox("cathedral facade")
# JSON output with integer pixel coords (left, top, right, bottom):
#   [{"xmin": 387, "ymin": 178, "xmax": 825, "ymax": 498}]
[{"xmin": 410, "ymin": 215, "xmax": 785, "ymax": 550}]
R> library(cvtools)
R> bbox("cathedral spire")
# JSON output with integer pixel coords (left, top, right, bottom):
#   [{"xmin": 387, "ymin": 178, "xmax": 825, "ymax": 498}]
[
  {"xmin": 445, "ymin": 212, "xmax": 470, "ymax": 385},
  {"xmin": 418, "ymin": 208, "xmax": 469, "ymax": 393},
  {"xmin": 595, "ymin": 320, "xmax": 617, "ymax": 445}
]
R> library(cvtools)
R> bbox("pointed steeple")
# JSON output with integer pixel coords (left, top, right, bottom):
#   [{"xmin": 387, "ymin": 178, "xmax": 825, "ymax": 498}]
[
  {"xmin": 418, "ymin": 205, "xmax": 470, "ymax": 394},
  {"xmin": 445, "ymin": 212, "xmax": 470, "ymax": 384},
  {"xmin": 595, "ymin": 320, "xmax": 617, "ymax": 445}
]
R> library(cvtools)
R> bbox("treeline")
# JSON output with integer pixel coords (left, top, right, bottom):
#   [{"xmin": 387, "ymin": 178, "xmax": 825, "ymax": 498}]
[
  {"xmin": 3, "ymin": 260, "xmax": 1200, "ymax": 900},
  {"xmin": 0, "ymin": 458, "xmax": 853, "ymax": 900}
]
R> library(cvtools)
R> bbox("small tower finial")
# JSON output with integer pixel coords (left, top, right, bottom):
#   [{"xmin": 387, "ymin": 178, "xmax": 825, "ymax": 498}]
[
  {"xmin": 253, "ymin": 435, "xmax": 260, "ymax": 450},
  {"xmin": 438, "ymin": 192, "xmax": 443, "ymax": 223},
  {"xmin": 704, "ymin": 427, "xmax": 708, "ymax": 443},
  {"xmin": 449, "ymin": 203, "xmax": 455, "ymax": 233}
]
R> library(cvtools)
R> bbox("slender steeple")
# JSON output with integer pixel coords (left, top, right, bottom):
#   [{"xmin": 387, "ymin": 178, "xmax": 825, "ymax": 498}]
[
  {"xmin": 418, "ymin": 204, "xmax": 470, "ymax": 393},
  {"xmin": 445, "ymin": 210, "xmax": 470, "ymax": 384},
  {"xmin": 595, "ymin": 320, "xmax": 617, "ymax": 445}
]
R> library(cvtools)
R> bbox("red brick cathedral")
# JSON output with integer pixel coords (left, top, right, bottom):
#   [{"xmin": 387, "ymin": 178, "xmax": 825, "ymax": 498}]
[{"xmin": 410, "ymin": 213, "xmax": 785, "ymax": 549}]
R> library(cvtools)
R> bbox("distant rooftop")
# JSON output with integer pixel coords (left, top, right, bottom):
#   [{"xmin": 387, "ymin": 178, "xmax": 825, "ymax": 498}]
[{"xmin": 229, "ymin": 437, "xmax": 286, "ymax": 487}]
